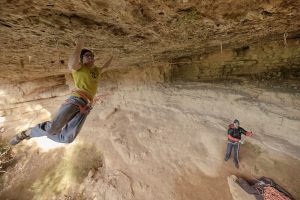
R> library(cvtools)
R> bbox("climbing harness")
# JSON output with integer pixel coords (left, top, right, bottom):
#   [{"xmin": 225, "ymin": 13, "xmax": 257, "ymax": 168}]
[
  {"xmin": 63, "ymin": 90, "xmax": 93, "ymax": 114},
  {"xmin": 64, "ymin": 98, "xmax": 91, "ymax": 114},
  {"xmin": 65, "ymin": 90, "xmax": 112, "ymax": 114}
]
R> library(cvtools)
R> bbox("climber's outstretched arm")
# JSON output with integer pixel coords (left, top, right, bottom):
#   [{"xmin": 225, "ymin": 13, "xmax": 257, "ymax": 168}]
[
  {"xmin": 68, "ymin": 39, "xmax": 84, "ymax": 71},
  {"xmin": 100, "ymin": 56, "xmax": 113, "ymax": 72}
]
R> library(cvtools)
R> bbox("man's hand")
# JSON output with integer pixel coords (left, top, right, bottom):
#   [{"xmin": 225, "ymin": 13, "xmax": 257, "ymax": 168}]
[
  {"xmin": 75, "ymin": 37, "xmax": 85, "ymax": 47},
  {"xmin": 92, "ymin": 92, "xmax": 114, "ymax": 106},
  {"xmin": 68, "ymin": 37, "xmax": 85, "ymax": 71},
  {"xmin": 246, "ymin": 131, "xmax": 253, "ymax": 137}
]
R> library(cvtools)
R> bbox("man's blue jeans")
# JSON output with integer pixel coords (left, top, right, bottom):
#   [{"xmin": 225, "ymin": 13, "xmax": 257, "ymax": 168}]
[
  {"xmin": 29, "ymin": 96, "xmax": 91, "ymax": 143},
  {"xmin": 224, "ymin": 141, "xmax": 240, "ymax": 165}
]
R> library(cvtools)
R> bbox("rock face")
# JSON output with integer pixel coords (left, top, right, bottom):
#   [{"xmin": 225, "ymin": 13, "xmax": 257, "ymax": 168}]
[
  {"xmin": 1, "ymin": 83, "xmax": 300, "ymax": 200},
  {"xmin": 227, "ymin": 175, "xmax": 256, "ymax": 200},
  {"xmin": 1, "ymin": 0, "xmax": 299, "ymax": 104},
  {"xmin": 0, "ymin": 0, "xmax": 300, "ymax": 200},
  {"xmin": 1, "ymin": 0, "xmax": 300, "ymax": 83},
  {"xmin": 171, "ymin": 40, "xmax": 300, "ymax": 82}
]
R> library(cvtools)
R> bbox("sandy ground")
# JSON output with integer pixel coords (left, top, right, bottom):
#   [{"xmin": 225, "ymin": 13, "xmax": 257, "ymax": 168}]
[{"xmin": 1, "ymin": 82, "xmax": 300, "ymax": 200}]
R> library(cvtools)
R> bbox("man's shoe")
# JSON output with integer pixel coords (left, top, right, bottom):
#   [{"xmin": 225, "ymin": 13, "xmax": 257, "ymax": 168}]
[
  {"xmin": 224, "ymin": 157, "xmax": 229, "ymax": 162},
  {"xmin": 10, "ymin": 130, "xmax": 30, "ymax": 145},
  {"xmin": 234, "ymin": 162, "xmax": 239, "ymax": 169}
]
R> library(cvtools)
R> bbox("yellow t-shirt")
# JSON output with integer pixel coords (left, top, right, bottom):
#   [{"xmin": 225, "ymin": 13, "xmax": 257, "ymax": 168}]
[{"xmin": 72, "ymin": 66, "xmax": 101, "ymax": 99}]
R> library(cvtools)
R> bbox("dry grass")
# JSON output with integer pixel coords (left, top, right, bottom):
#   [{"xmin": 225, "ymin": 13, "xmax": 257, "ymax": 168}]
[{"xmin": 0, "ymin": 139, "xmax": 14, "ymax": 174}]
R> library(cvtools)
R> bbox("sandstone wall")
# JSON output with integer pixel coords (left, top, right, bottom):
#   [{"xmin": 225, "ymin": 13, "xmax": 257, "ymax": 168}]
[
  {"xmin": 170, "ymin": 39, "xmax": 300, "ymax": 82},
  {"xmin": 0, "ymin": 75, "xmax": 68, "ymax": 105}
]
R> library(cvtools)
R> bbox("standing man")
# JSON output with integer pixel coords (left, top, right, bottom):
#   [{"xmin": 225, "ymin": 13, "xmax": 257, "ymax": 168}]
[
  {"xmin": 10, "ymin": 38, "xmax": 113, "ymax": 145},
  {"xmin": 224, "ymin": 119, "xmax": 253, "ymax": 168}
]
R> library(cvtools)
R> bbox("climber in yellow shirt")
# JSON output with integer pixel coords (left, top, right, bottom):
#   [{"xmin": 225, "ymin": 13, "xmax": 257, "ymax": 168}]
[{"xmin": 10, "ymin": 38, "xmax": 113, "ymax": 145}]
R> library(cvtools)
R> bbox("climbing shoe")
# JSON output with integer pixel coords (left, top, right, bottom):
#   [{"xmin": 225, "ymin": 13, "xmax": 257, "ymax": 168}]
[{"xmin": 10, "ymin": 130, "xmax": 30, "ymax": 145}]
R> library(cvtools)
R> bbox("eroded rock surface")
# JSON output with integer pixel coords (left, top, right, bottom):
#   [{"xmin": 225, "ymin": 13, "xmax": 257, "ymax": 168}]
[{"xmin": 0, "ymin": 1, "xmax": 300, "ymax": 200}]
